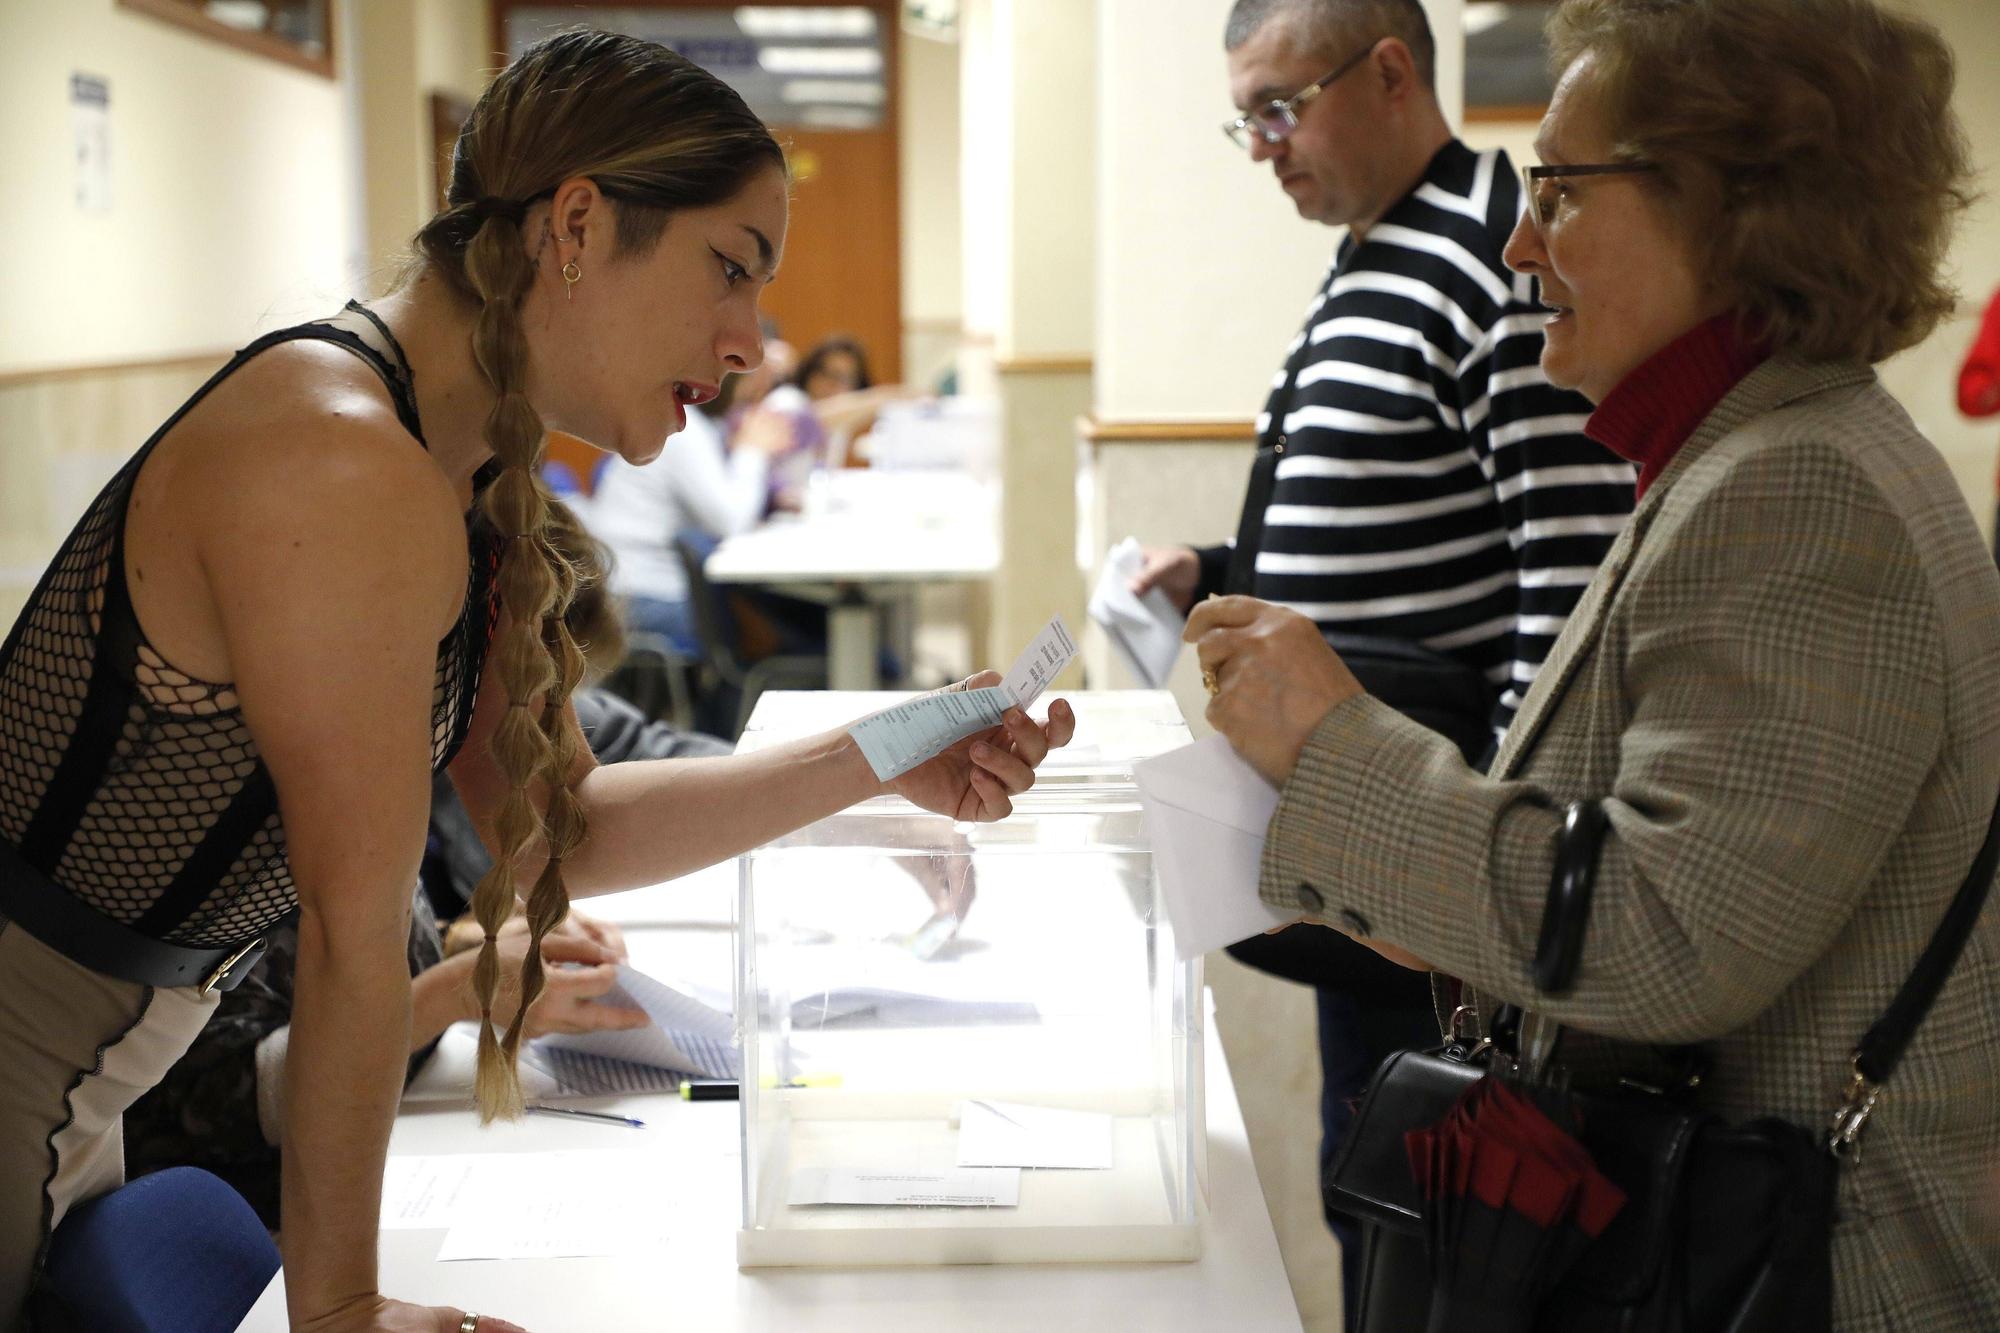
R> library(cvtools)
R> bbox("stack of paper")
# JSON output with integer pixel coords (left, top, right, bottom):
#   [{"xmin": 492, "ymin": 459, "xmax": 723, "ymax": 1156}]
[
  {"xmin": 382, "ymin": 1151, "xmax": 723, "ymax": 1260},
  {"xmin": 526, "ymin": 1046, "xmax": 685, "ymax": 1096},
  {"xmin": 1087, "ymin": 538, "xmax": 1184, "ymax": 689},
  {"xmin": 539, "ymin": 963, "xmax": 740, "ymax": 1080}
]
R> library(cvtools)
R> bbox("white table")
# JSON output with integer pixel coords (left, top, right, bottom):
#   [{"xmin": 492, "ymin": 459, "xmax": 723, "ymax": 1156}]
[
  {"xmin": 237, "ymin": 878, "xmax": 1299, "ymax": 1333},
  {"xmin": 703, "ymin": 473, "xmax": 999, "ymax": 690}
]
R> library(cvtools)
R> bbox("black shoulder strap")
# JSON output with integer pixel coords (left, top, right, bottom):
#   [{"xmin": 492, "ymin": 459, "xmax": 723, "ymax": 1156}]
[
  {"xmin": 322, "ymin": 302, "xmax": 427, "ymax": 445},
  {"xmin": 1854, "ymin": 790, "xmax": 2000, "ymax": 1084}
]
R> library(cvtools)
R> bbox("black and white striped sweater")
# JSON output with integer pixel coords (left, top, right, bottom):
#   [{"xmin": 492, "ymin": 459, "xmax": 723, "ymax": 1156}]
[{"xmin": 1200, "ymin": 140, "xmax": 1635, "ymax": 741}]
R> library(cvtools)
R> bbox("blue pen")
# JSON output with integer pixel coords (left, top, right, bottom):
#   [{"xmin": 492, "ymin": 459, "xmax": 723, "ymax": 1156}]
[{"xmin": 525, "ymin": 1103, "xmax": 645, "ymax": 1129}]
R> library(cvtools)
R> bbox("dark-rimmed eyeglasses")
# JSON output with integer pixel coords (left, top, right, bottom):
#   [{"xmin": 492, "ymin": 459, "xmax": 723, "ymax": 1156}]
[
  {"xmin": 1521, "ymin": 162, "xmax": 1660, "ymax": 234},
  {"xmin": 1222, "ymin": 41, "xmax": 1379, "ymax": 150}
]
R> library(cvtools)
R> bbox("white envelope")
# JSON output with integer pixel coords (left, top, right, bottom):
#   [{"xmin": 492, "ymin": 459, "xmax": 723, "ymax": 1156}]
[
  {"xmin": 1135, "ymin": 735, "xmax": 1297, "ymax": 961},
  {"xmin": 1087, "ymin": 538, "xmax": 1183, "ymax": 689}
]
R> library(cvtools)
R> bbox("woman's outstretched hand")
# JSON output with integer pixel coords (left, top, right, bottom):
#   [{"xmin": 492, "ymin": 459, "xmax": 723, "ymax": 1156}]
[{"xmin": 887, "ymin": 672, "xmax": 1076, "ymax": 821}]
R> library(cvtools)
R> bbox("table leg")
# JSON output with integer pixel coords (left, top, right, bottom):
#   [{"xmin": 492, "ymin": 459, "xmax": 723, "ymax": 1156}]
[{"xmin": 828, "ymin": 595, "xmax": 881, "ymax": 691}]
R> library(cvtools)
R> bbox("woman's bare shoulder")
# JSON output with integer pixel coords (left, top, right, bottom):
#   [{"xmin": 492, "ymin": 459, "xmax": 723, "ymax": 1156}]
[
  {"xmin": 167, "ymin": 340, "xmax": 468, "ymax": 618},
  {"xmin": 179, "ymin": 341, "xmax": 457, "ymax": 524}
]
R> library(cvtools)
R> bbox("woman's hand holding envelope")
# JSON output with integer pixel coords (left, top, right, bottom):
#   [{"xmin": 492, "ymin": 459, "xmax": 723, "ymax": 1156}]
[
  {"xmin": 1186, "ymin": 596, "xmax": 1363, "ymax": 787},
  {"xmin": 1191, "ymin": 596, "xmax": 1434, "ymax": 972}
]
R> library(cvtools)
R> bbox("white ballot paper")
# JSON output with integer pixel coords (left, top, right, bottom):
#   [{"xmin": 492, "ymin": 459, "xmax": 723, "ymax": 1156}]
[
  {"xmin": 1087, "ymin": 537, "xmax": 1184, "ymax": 688},
  {"xmin": 956, "ymin": 1099, "xmax": 1114, "ymax": 1170},
  {"xmin": 788, "ymin": 1166, "xmax": 1021, "ymax": 1208},
  {"xmin": 540, "ymin": 963, "xmax": 740, "ymax": 1080},
  {"xmin": 1135, "ymin": 735, "xmax": 1297, "ymax": 961},
  {"xmin": 384, "ymin": 1151, "xmax": 714, "ymax": 1262},
  {"xmin": 380, "ymin": 1154, "xmax": 495, "ymax": 1230},
  {"xmin": 849, "ymin": 616, "xmax": 1078, "ymax": 781},
  {"xmin": 426, "ymin": 1152, "xmax": 698, "ymax": 1261}
]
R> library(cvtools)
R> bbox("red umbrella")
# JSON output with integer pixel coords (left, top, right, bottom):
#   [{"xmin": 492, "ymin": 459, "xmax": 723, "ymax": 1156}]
[{"xmin": 1404, "ymin": 1076, "xmax": 1626, "ymax": 1332}]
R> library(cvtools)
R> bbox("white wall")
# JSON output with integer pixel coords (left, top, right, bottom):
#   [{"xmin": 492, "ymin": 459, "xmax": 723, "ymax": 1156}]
[
  {"xmin": 901, "ymin": 27, "xmax": 964, "ymax": 333},
  {"xmin": 959, "ymin": 0, "xmax": 1009, "ymax": 345},
  {"xmin": 0, "ymin": 0, "xmax": 354, "ymax": 371},
  {"xmin": 1092, "ymin": 0, "xmax": 1460, "ymax": 422},
  {"xmin": 999, "ymin": 0, "xmax": 1096, "ymax": 358},
  {"xmin": 1881, "ymin": 0, "xmax": 2000, "ymax": 540},
  {"xmin": 346, "ymin": 0, "xmax": 497, "ymax": 295}
]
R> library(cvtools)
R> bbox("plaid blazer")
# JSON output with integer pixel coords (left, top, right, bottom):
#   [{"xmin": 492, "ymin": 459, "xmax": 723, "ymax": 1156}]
[{"xmin": 1259, "ymin": 357, "xmax": 2000, "ymax": 1331}]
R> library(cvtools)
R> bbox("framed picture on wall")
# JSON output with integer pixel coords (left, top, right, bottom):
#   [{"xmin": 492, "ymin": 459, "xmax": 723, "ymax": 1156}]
[
  {"xmin": 116, "ymin": 0, "xmax": 335, "ymax": 79},
  {"xmin": 1464, "ymin": 0, "xmax": 1556, "ymax": 122}
]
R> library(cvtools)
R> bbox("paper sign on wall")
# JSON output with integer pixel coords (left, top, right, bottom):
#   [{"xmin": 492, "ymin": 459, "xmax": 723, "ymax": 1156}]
[{"xmin": 71, "ymin": 73, "xmax": 111, "ymax": 216}]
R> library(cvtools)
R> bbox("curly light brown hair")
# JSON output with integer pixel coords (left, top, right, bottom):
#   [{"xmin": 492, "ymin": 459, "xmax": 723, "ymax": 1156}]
[{"xmin": 1547, "ymin": 0, "xmax": 1975, "ymax": 365}]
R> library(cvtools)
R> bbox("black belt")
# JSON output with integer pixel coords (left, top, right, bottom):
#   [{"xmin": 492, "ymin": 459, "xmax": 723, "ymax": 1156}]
[{"xmin": 0, "ymin": 838, "xmax": 271, "ymax": 993}]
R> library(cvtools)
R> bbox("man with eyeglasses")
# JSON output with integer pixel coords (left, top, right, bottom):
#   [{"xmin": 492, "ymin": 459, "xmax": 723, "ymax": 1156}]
[{"xmin": 1130, "ymin": 0, "xmax": 1636, "ymax": 1319}]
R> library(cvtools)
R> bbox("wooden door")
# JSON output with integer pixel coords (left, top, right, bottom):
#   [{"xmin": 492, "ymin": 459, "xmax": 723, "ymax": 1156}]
[{"xmin": 765, "ymin": 126, "xmax": 903, "ymax": 383}]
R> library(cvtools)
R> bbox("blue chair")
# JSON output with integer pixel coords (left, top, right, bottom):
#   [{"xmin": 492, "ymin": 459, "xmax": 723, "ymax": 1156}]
[{"xmin": 38, "ymin": 1167, "xmax": 280, "ymax": 1333}]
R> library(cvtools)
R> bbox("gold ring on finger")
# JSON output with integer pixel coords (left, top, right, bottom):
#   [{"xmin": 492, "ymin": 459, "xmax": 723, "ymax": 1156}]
[
  {"xmin": 1201, "ymin": 666, "xmax": 1221, "ymax": 696},
  {"xmin": 460, "ymin": 1316, "xmax": 481, "ymax": 1333}
]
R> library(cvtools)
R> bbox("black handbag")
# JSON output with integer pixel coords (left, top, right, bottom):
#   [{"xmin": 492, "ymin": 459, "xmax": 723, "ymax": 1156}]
[{"xmin": 1327, "ymin": 793, "xmax": 2000, "ymax": 1333}]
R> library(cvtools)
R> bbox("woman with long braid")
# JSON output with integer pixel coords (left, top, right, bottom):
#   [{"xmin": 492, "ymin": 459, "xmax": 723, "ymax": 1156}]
[{"xmin": 0, "ymin": 31, "xmax": 1071, "ymax": 1333}]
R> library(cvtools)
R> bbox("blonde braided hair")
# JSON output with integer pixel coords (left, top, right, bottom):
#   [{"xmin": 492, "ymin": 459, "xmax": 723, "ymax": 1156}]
[{"xmin": 413, "ymin": 30, "xmax": 781, "ymax": 1121}]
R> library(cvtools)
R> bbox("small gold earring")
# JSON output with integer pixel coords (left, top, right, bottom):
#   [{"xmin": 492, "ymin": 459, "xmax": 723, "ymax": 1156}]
[{"xmin": 562, "ymin": 260, "xmax": 582, "ymax": 301}]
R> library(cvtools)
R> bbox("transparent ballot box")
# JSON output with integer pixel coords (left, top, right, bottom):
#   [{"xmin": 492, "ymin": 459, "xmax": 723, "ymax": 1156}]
[{"xmin": 733, "ymin": 691, "xmax": 1205, "ymax": 1266}]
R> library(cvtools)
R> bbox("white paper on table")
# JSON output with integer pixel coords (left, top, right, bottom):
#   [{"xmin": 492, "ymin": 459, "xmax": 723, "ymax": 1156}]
[
  {"xmin": 848, "ymin": 615, "xmax": 1077, "ymax": 780},
  {"xmin": 1087, "ymin": 538, "xmax": 1184, "ymax": 689},
  {"xmin": 436, "ymin": 1197, "xmax": 675, "ymax": 1261},
  {"xmin": 539, "ymin": 963, "xmax": 740, "ymax": 1079},
  {"xmin": 380, "ymin": 1155, "xmax": 494, "ymax": 1230},
  {"xmin": 1135, "ymin": 735, "xmax": 1297, "ymax": 961},
  {"xmin": 419, "ymin": 1151, "xmax": 709, "ymax": 1261},
  {"xmin": 786, "ymin": 1166, "xmax": 1021, "ymax": 1208},
  {"xmin": 956, "ymin": 1099, "xmax": 1114, "ymax": 1170}
]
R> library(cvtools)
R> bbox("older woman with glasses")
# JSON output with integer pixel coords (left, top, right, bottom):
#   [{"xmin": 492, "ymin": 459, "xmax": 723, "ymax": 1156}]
[{"xmin": 1190, "ymin": 0, "xmax": 1999, "ymax": 1327}]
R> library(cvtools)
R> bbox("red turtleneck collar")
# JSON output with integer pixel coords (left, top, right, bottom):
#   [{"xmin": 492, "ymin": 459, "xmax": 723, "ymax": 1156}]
[{"xmin": 1585, "ymin": 312, "xmax": 1768, "ymax": 500}]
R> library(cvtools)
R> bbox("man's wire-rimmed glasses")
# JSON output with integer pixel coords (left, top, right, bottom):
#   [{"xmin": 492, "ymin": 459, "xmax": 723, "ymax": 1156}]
[
  {"xmin": 1222, "ymin": 41, "xmax": 1379, "ymax": 150},
  {"xmin": 1520, "ymin": 162, "xmax": 1660, "ymax": 234}
]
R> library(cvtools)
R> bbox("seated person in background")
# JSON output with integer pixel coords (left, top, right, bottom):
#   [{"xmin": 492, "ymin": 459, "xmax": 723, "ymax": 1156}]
[
  {"xmin": 124, "ymin": 506, "xmax": 729, "ymax": 1228},
  {"xmin": 758, "ymin": 335, "xmax": 916, "ymax": 499},
  {"xmin": 589, "ymin": 397, "xmax": 793, "ymax": 659}
]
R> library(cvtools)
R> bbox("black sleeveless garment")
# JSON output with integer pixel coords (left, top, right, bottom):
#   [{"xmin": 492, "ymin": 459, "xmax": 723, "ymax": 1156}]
[{"xmin": 0, "ymin": 303, "xmax": 501, "ymax": 951}]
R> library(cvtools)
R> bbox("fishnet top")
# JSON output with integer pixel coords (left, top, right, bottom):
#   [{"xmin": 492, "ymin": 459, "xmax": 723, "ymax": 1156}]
[{"xmin": 0, "ymin": 305, "xmax": 501, "ymax": 949}]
